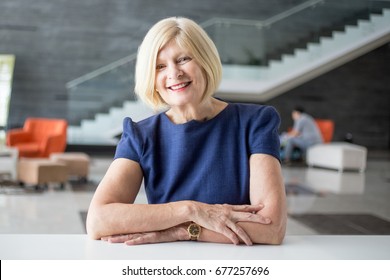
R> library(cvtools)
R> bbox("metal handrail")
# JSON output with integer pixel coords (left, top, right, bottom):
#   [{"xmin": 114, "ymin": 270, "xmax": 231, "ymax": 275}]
[
  {"xmin": 263, "ymin": 0, "xmax": 324, "ymax": 26},
  {"xmin": 66, "ymin": 53, "xmax": 137, "ymax": 89},
  {"xmin": 201, "ymin": 0, "xmax": 324, "ymax": 28},
  {"xmin": 66, "ymin": 0, "xmax": 324, "ymax": 89}
]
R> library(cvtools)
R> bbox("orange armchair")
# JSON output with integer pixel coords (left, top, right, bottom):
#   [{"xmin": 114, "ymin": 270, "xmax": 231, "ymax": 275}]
[
  {"xmin": 315, "ymin": 119, "xmax": 334, "ymax": 143},
  {"xmin": 6, "ymin": 118, "xmax": 67, "ymax": 158}
]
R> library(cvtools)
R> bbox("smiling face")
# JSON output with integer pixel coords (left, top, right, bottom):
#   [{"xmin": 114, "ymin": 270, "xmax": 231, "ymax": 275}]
[{"xmin": 155, "ymin": 40, "xmax": 207, "ymax": 109}]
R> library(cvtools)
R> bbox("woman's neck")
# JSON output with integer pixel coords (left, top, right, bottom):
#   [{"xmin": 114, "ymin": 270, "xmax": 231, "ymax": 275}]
[{"xmin": 166, "ymin": 98, "xmax": 227, "ymax": 124}]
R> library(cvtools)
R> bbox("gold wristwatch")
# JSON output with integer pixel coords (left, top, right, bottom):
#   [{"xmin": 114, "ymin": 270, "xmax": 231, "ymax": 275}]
[{"xmin": 187, "ymin": 223, "xmax": 201, "ymax": 241}]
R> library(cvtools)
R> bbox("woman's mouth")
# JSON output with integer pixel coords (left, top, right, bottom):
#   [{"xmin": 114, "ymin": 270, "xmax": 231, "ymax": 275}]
[{"xmin": 168, "ymin": 82, "xmax": 191, "ymax": 91}]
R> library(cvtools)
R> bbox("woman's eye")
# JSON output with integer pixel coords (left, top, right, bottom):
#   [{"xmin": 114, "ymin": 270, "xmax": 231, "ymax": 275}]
[
  {"xmin": 156, "ymin": 64, "xmax": 165, "ymax": 71},
  {"xmin": 178, "ymin": 56, "xmax": 192, "ymax": 64}
]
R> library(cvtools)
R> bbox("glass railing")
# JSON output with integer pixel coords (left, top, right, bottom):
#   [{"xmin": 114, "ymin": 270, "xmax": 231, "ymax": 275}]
[
  {"xmin": 202, "ymin": 0, "xmax": 390, "ymax": 66},
  {"xmin": 215, "ymin": 0, "xmax": 390, "ymax": 85},
  {"xmin": 66, "ymin": 0, "xmax": 390, "ymax": 130},
  {"xmin": 67, "ymin": 54, "xmax": 137, "ymax": 126}
]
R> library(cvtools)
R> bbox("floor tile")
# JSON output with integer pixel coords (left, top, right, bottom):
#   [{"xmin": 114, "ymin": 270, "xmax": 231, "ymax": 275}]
[
  {"xmin": 289, "ymin": 214, "xmax": 390, "ymax": 234},
  {"xmin": 1, "ymin": 152, "xmax": 390, "ymax": 235}
]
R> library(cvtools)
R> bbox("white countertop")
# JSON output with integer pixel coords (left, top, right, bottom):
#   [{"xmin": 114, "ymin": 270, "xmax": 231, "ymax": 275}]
[{"xmin": 1, "ymin": 234, "xmax": 389, "ymax": 260}]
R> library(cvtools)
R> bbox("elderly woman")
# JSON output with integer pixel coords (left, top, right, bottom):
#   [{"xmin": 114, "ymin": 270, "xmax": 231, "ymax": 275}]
[{"xmin": 86, "ymin": 17, "xmax": 286, "ymax": 245}]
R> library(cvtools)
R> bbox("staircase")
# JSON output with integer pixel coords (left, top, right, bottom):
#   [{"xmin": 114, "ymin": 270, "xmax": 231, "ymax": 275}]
[
  {"xmin": 67, "ymin": 99, "xmax": 153, "ymax": 145},
  {"xmin": 217, "ymin": 8, "xmax": 390, "ymax": 101},
  {"xmin": 66, "ymin": 1, "xmax": 390, "ymax": 145}
]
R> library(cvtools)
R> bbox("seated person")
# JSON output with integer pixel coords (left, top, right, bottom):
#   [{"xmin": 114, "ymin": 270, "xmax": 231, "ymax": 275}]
[
  {"xmin": 280, "ymin": 106, "xmax": 323, "ymax": 164},
  {"xmin": 86, "ymin": 17, "xmax": 286, "ymax": 246}
]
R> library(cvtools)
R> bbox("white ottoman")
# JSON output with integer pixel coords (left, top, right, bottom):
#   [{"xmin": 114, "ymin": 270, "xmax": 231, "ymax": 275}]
[{"xmin": 306, "ymin": 142, "xmax": 367, "ymax": 172}]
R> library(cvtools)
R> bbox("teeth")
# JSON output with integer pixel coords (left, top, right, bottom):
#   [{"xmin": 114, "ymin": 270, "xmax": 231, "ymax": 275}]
[{"xmin": 170, "ymin": 82, "xmax": 188, "ymax": 90}]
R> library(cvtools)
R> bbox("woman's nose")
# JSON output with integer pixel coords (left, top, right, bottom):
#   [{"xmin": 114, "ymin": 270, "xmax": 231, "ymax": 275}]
[{"xmin": 167, "ymin": 65, "xmax": 183, "ymax": 79}]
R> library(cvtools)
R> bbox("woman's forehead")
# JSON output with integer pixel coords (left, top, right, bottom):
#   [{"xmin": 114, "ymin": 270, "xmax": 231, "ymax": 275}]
[{"xmin": 157, "ymin": 40, "xmax": 189, "ymax": 59}]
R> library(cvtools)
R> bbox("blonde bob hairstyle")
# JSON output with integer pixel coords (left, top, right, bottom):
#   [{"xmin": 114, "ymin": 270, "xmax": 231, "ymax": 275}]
[{"xmin": 134, "ymin": 17, "xmax": 222, "ymax": 110}]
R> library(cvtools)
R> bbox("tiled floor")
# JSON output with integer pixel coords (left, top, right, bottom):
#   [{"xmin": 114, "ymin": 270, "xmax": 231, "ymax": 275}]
[{"xmin": 1, "ymin": 151, "xmax": 389, "ymax": 235}]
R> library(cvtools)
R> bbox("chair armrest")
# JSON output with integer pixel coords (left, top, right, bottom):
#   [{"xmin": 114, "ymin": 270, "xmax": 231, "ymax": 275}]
[
  {"xmin": 40, "ymin": 134, "xmax": 67, "ymax": 157},
  {"xmin": 6, "ymin": 129, "xmax": 32, "ymax": 146}
]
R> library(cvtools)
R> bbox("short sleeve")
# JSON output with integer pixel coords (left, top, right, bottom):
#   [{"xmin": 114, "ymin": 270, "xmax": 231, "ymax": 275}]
[
  {"xmin": 114, "ymin": 117, "xmax": 142, "ymax": 162},
  {"xmin": 249, "ymin": 106, "xmax": 281, "ymax": 161}
]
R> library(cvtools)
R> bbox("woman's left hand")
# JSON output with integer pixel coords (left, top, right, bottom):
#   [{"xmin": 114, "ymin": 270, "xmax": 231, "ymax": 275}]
[{"xmin": 101, "ymin": 225, "xmax": 189, "ymax": 245}]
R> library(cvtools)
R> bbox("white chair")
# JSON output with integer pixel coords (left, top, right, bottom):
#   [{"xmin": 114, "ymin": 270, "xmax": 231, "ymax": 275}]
[{"xmin": 0, "ymin": 147, "xmax": 19, "ymax": 181}]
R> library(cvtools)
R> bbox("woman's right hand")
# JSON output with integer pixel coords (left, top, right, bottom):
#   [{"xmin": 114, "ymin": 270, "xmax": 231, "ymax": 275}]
[{"xmin": 190, "ymin": 202, "xmax": 271, "ymax": 245}]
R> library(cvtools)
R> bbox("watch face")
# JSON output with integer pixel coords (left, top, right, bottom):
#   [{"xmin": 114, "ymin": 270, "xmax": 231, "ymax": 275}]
[{"xmin": 190, "ymin": 224, "xmax": 200, "ymax": 235}]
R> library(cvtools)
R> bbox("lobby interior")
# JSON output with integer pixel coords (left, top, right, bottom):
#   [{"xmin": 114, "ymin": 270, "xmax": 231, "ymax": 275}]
[{"xmin": 1, "ymin": 0, "xmax": 390, "ymax": 238}]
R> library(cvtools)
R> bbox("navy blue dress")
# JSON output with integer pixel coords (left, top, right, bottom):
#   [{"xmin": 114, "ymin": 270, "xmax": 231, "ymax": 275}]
[{"xmin": 114, "ymin": 103, "xmax": 280, "ymax": 205}]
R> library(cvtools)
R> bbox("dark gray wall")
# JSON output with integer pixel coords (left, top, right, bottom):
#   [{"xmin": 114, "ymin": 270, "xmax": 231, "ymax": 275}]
[{"xmin": 0, "ymin": 0, "xmax": 389, "ymax": 149}]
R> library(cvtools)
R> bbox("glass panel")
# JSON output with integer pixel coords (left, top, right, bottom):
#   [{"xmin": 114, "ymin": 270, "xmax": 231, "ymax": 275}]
[
  {"xmin": 202, "ymin": 0, "xmax": 390, "ymax": 83},
  {"xmin": 203, "ymin": 20, "xmax": 266, "ymax": 65},
  {"xmin": 67, "ymin": 55, "xmax": 136, "ymax": 127},
  {"xmin": 0, "ymin": 54, "xmax": 15, "ymax": 146},
  {"xmin": 202, "ymin": 0, "xmax": 382, "ymax": 66}
]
